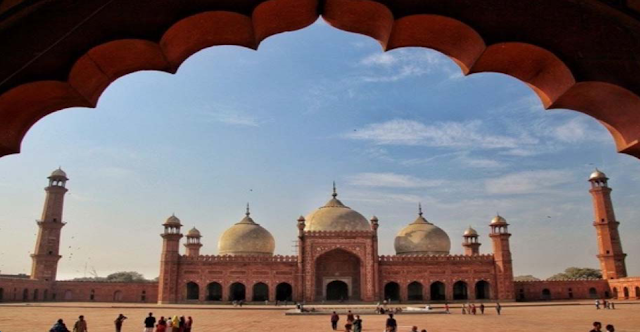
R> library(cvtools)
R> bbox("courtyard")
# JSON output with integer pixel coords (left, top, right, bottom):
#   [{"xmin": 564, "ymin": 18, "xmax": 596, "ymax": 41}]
[{"xmin": 0, "ymin": 301, "xmax": 638, "ymax": 332}]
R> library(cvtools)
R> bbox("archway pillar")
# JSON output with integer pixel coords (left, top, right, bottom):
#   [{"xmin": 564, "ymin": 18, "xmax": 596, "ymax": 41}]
[
  {"xmin": 246, "ymin": 283, "xmax": 253, "ymax": 302},
  {"xmin": 399, "ymin": 282, "xmax": 408, "ymax": 302},
  {"xmin": 269, "ymin": 284, "xmax": 276, "ymax": 302}
]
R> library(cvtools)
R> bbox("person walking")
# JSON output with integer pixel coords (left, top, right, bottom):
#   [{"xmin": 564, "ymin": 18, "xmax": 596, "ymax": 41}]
[
  {"xmin": 50, "ymin": 319, "xmax": 70, "ymax": 332},
  {"xmin": 610, "ymin": 301, "xmax": 615, "ymax": 309},
  {"xmin": 178, "ymin": 316, "xmax": 186, "ymax": 332},
  {"xmin": 114, "ymin": 314, "xmax": 127, "ymax": 332},
  {"xmin": 595, "ymin": 299, "xmax": 600, "ymax": 310},
  {"xmin": 353, "ymin": 315, "xmax": 362, "ymax": 332},
  {"xmin": 385, "ymin": 313, "xmax": 397, "ymax": 332},
  {"xmin": 495, "ymin": 302, "xmax": 502, "ymax": 315},
  {"xmin": 72, "ymin": 315, "xmax": 88, "ymax": 332},
  {"xmin": 461, "ymin": 304, "xmax": 467, "ymax": 314},
  {"xmin": 185, "ymin": 316, "xmax": 193, "ymax": 332},
  {"xmin": 590, "ymin": 321, "xmax": 603, "ymax": 332},
  {"xmin": 444, "ymin": 303, "xmax": 450, "ymax": 314},
  {"xmin": 347, "ymin": 310, "xmax": 354, "ymax": 324},
  {"xmin": 156, "ymin": 317, "xmax": 167, "ymax": 332},
  {"xmin": 143, "ymin": 312, "xmax": 156, "ymax": 332},
  {"xmin": 471, "ymin": 304, "xmax": 476, "ymax": 315},
  {"xmin": 331, "ymin": 311, "xmax": 340, "ymax": 330},
  {"xmin": 480, "ymin": 303, "xmax": 485, "ymax": 314}
]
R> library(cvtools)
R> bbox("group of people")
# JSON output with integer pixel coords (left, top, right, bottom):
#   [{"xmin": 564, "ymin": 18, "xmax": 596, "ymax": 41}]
[
  {"xmin": 330, "ymin": 311, "xmax": 363, "ymax": 332},
  {"xmin": 590, "ymin": 321, "xmax": 616, "ymax": 332},
  {"xmin": 460, "ymin": 302, "xmax": 501, "ymax": 315},
  {"xmin": 49, "ymin": 312, "xmax": 194, "ymax": 332},
  {"xmin": 595, "ymin": 299, "xmax": 616, "ymax": 310}
]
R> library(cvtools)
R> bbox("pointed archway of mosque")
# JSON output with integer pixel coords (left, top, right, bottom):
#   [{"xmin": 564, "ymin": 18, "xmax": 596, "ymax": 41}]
[{"xmin": 1, "ymin": 0, "xmax": 640, "ymax": 160}]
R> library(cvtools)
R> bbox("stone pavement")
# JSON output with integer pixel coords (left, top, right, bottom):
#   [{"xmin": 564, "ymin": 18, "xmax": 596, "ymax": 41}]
[{"xmin": 0, "ymin": 301, "xmax": 638, "ymax": 332}]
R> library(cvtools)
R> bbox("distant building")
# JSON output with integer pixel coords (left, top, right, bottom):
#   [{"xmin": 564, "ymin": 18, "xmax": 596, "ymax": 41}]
[{"xmin": 0, "ymin": 169, "xmax": 637, "ymax": 303}]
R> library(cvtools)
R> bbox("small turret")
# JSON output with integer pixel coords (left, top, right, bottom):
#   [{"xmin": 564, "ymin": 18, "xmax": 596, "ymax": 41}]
[
  {"xmin": 184, "ymin": 227, "xmax": 202, "ymax": 257},
  {"xmin": 462, "ymin": 226, "xmax": 481, "ymax": 255}
]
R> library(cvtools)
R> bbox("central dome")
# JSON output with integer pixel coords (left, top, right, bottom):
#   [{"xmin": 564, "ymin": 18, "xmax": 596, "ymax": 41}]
[
  {"xmin": 218, "ymin": 206, "xmax": 275, "ymax": 256},
  {"xmin": 304, "ymin": 187, "xmax": 371, "ymax": 232},
  {"xmin": 394, "ymin": 206, "xmax": 451, "ymax": 256}
]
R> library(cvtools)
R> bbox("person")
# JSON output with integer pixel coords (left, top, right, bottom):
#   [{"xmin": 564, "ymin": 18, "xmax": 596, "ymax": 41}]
[
  {"xmin": 50, "ymin": 319, "xmax": 70, "ymax": 332},
  {"xmin": 461, "ymin": 304, "xmax": 467, "ymax": 314},
  {"xmin": 166, "ymin": 316, "xmax": 173, "ymax": 332},
  {"xmin": 143, "ymin": 312, "xmax": 156, "ymax": 332},
  {"xmin": 610, "ymin": 301, "xmax": 615, "ymax": 309},
  {"xmin": 353, "ymin": 315, "xmax": 362, "ymax": 332},
  {"xmin": 178, "ymin": 316, "xmax": 186, "ymax": 332},
  {"xmin": 421, "ymin": 330, "xmax": 427, "ymax": 332},
  {"xmin": 602, "ymin": 299, "xmax": 608, "ymax": 309},
  {"xmin": 185, "ymin": 316, "xmax": 193, "ymax": 332},
  {"xmin": 172, "ymin": 315, "xmax": 180, "ymax": 331},
  {"xmin": 605, "ymin": 324, "xmax": 615, "ymax": 332},
  {"xmin": 411, "ymin": 326, "xmax": 418, "ymax": 332},
  {"xmin": 444, "ymin": 303, "xmax": 450, "ymax": 314},
  {"xmin": 114, "ymin": 314, "xmax": 127, "ymax": 332},
  {"xmin": 590, "ymin": 321, "xmax": 603, "ymax": 332},
  {"xmin": 480, "ymin": 303, "xmax": 485, "ymax": 314},
  {"xmin": 471, "ymin": 304, "xmax": 476, "ymax": 315},
  {"xmin": 496, "ymin": 302, "xmax": 502, "ymax": 315},
  {"xmin": 73, "ymin": 315, "xmax": 88, "ymax": 332},
  {"xmin": 156, "ymin": 317, "xmax": 167, "ymax": 332},
  {"xmin": 331, "ymin": 311, "xmax": 340, "ymax": 330},
  {"xmin": 386, "ymin": 313, "xmax": 397, "ymax": 332},
  {"xmin": 347, "ymin": 310, "xmax": 354, "ymax": 323},
  {"xmin": 595, "ymin": 299, "xmax": 600, "ymax": 310}
]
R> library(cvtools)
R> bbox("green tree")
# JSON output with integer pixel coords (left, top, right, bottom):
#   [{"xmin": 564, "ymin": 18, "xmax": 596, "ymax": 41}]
[
  {"xmin": 106, "ymin": 271, "xmax": 148, "ymax": 282},
  {"xmin": 548, "ymin": 267, "xmax": 602, "ymax": 280},
  {"xmin": 514, "ymin": 275, "xmax": 540, "ymax": 281}
]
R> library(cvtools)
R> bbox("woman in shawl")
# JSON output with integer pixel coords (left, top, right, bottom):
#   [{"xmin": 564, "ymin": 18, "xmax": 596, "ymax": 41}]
[{"xmin": 156, "ymin": 316, "xmax": 167, "ymax": 332}]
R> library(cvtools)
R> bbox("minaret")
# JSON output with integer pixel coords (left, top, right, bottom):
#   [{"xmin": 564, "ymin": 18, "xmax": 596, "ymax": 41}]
[
  {"xmin": 588, "ymin": 169, "xmax": 627, "ymax": 279},
  {"xmin": 462, "ymin": 226, "xmax": 481, "ymax": 255},
  {"xmin": 184, "ymin": 227, "xmax": 202, "ymax": 257},
  {"xmin": 489, "ymin": 214, "xmax": 515, "ymax": 300},
  {"xmin": 158, "ymin": 214, "xmax": 183, "ymax": 304},
  {"xmin": 30, "ymin": 168, "xmax": 68, "ymax": 281}
]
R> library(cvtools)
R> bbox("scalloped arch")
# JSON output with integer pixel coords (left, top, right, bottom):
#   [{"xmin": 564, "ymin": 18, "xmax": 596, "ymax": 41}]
[{"xmin": 1, "ymin": 0, "xmax": 639, "ymax": 159}]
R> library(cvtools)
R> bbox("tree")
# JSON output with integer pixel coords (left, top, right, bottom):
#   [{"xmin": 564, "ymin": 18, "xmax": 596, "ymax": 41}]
[
  {"xmin": 514, "ymin": 275, "xmax": 540, "ymax": 281},
  {"xmin": 106, "ymin": 271, "xmax": 148, "ymax": 282},
  {"xmin": 548, "ymin": 267, "xmax": 602, "ymax": 280}
]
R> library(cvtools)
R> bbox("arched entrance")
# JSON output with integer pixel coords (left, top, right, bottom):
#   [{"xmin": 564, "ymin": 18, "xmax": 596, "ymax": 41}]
[
  {"xmin": 384, "ymin": 282, "xmax": 401, "ymax": 302},
  {"xmin": 276, "ymin": 283, "xmax": 293, "ymax": 302},
  {"xmin": 430, "ymin": 282, "xmax": 446, "ymax": 301},
  {"xmin": 0, "ymin": 288, "xmax": 3, "ymax": 302},
  {"xmin": 22, "ymin": 289, "xmax": 28, "ymax": 301},
  {"xmin": 229, "ymin": 282, "xmax": 246, "ymax": 301},
  {"xmin": 315, "ymin": 249, "xmax": 361, "ymax": 301},
  {"xmin": 475, "ymin": 281, "xmax": 491, "ymax": 300},
  {"xmin": 623, "ymin": 287, "xmax": 630, "ymax": 299},
  {"xmin": 252, "ymin": 283, "xmax": 269, "ymax": 302},
  {"xmin": 326, "ymin": 280, "xmax": 349, "ymax": 301},
  {"xmin": 113, "ymin": 290, "xmax": 123, "ymax": 302},
  {"xmin": 206, "ymin": 282, "xmax": 222, "ymax": 301},
  {"xmin": 33, "ymin": 289, "xmax": 39, "ymax": 301},
  {"xmin": 453, "ymin": 281, "xmax": 468, "ymax": 300},
  {"xmin": 407, "ymin": 282, "xmax": 423, "ymax": 301},
  {"xmin": 185, "ymin": 282, "xmax": 199, "ymax": 300},
  {"xmin": 612, "ymin": 288, "xmax": 618, "ymax": 299},
  {"xmin": 589, "ymin": 288, "xmax": 598, "ymax": 299},
  {"xmin": 636, "ymin": 287, "xmax": 640, "ymax": 299},
  {"xmin": 542, "ymin": 289, "xmax": 551, "ymax": 300}
]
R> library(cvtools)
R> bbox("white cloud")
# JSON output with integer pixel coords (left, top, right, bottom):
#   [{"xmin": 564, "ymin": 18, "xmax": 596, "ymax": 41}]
[
  {"xmin": 199, "ymin": 106, "xmax": 261, "ymax": 127},
  {"xmin": 360, "ymin": 53, "xmax": 398, "ymax": 66},
  {"xmin": 484, "ymin": 170, "xmax": 574, "ymax": 195},
  {"xmin": 358, "ymin": 50, "xmax": 444, "ymax": 83},
  {"xmin": 458, "ymin": 155, "xmax": 506, "ymax": 169},
  {"xmin": 345, "ymin": 119, "xmax": 524, "ymax": 150},
  {"xmin": 347, "ymin": 172, "xmax": 447, "ymax": 188}
]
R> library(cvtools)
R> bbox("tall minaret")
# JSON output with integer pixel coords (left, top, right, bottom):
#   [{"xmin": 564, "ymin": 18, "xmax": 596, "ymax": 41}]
[
  {"xmin": 489, "ymin": 215, "xmax": 514, "ymax": 300},
  {"xmin": 462, "ymin": 226, "xmax": 481, "ymax": 255},
  {"xmin": 184, "ymin": 227, "xmax": 202, "ymax": 257},
  {"xmin": 30, "ymin": 168, "xmax": 68, "ymax": 281},
  {"xmin": 158, "ymin": 214, "xmax": 183, "ymax": 304},
  {"xmin": 588, "ymin": 169, "xmax": 627, "ymax": 279}
]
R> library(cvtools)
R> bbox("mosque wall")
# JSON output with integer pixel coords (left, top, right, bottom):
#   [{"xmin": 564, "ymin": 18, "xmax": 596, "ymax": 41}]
[
  {"xmin": 378, "ymin": 254, "xmax": 499, "ymax": 302},
  {"xmin": 608, "ymin": 277, "xmax": 640, "ymax": 300},
  {"xmin": 52, "ymin": 281, "xmax": 158, "ymax": 303},
  {"xmin": 0, "ymin": 277, "xmax": 52, "ymax": 302},
  {"xmin": 514, "ymin": 279, "xmax": 610, "ymax": 301},
  {"xmin": 174, "ymin": 255, "xmax": 297, "ymax": 303}
]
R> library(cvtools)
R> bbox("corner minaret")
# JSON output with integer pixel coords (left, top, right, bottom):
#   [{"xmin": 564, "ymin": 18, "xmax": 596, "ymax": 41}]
[
  {"xmin": 489, "ymin": 214, "xmax": 515, "ymax": 300},
  {"xmin": 462, "ymin": 226, "xmax": 481, "ymax": 255},
  {"xmin": 158, "ymin": 214, "xmax": 183, "ymax": 304},
  {"xmin": 30, "ymin": 168, "xmax": 68, "ymax": 281},
  {"xmin": 184, "ymin": 227, "xmax": 202, "ymax": 257},
  {"xmin": 588, "ymin": 169, "xmax": 627, "ymax": 279}
]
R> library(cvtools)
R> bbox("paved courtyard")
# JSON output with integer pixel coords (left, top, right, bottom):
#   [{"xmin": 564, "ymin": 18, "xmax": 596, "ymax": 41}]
[{"xmin": 0, "ymin": 302, "xmax": 638, "ymax": 332}]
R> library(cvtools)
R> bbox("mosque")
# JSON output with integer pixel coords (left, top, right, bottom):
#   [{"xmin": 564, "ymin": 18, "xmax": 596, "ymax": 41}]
[{"xmin": 0, "ymin": 169, "xmax": 638, "ymax": 304}]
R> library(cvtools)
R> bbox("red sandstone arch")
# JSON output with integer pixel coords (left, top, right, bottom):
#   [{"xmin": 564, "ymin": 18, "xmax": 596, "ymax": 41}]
[{"xmin": 1, "ymin": 0, "xmax": 640, "ymax": 159}]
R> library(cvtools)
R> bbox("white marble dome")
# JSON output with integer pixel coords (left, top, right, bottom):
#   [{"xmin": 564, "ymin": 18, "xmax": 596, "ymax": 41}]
[
  {"xmin": 304, "ymin": 190, "xmax": 371, "ymax": 232},
  {"xmin": 218, "ymin": 208, "xmax": 275, "ymax": 256},
  {"xmin": 394, "ymin": 209, "xmax": 451, "ymax": 256}
]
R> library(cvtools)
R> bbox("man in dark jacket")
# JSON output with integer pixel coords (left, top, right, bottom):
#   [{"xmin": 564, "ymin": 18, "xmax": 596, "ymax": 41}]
[
  {"xmin": 143, "ymin": 312, "xmax": 156, "ymax": 332},
  {"xmin": 386, "ymin": 313, "xmax": 397, "ymax": 332}
]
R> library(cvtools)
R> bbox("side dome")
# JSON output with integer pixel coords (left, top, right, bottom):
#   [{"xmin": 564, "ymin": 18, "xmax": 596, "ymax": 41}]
[
  {"xmin": 49, "ymin": 167, "xmax": 68, "ymax": 179},
  {"xmin": 589, "ymin": 169, "xmax": 607, "ymax": 181},
  {"xmin": 164, "ymin": 214, "xmax": 182, "ymax": 226},
  {"xmin": 218, "ymin": 206, "xmax": 275, "ymax": 256},
  {"xmin": 394, "ymin": 206, "xmax": 451, "ymax": 256},
  {"xmin": 463, "ymin": 226, "xmax": 478, "ymax": 236},
  {"xmin": 304, "ymin": 187, "xmax": 371, "ymax": 232},
  {"xmin": 187, "ymin": 227, "xmax": 201, "ymax": 237},
  {"xmin": 490, "ymin": 215, "xmax": 507, "ymax": 225}
]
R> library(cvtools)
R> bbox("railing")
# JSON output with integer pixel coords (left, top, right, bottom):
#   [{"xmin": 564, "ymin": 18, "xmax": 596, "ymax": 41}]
[
  {"xmin": 181, "ymin": 254, "xmax": 298, "ymax": 263},
  {"xmin": 378, "ymin": 254, "xmax": 494, "ymax": 262}
]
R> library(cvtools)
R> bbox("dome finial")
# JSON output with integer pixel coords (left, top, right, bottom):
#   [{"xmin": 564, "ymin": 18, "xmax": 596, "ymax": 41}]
[
  {"xmin": 332, "ymin": 181, "xmax": 337, "ymax": 198},
  {"xmin": 418, "ymin": 203, "xmax": 423, "ymax": 216},
  {"xmin": 246, "ymin": 202, "xmax": 250, "ymax": 216}
]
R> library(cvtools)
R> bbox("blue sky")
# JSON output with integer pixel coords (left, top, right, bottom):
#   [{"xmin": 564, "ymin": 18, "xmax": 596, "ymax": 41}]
[{"xmin": 1, "ymin": 19, "xmax": 639, "ymax": 280}]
